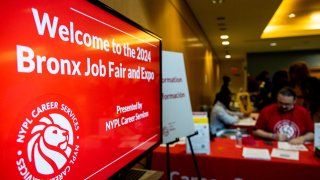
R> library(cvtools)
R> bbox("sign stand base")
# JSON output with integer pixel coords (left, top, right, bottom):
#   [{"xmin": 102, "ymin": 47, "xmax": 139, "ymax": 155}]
[
  {"xmin": 187, "ymin": 131, "xmax": 201, "ymax": 179},
  {"xmin": 166, "ymin": 138, "xmax": 180, "ymax": 180},
  {"xmin": 165, "ymin": 131, "xmax": 202, "ymax": 180}
]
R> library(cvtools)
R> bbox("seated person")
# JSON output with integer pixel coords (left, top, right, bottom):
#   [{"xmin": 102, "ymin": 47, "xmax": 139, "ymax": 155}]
[
  {"xmin": 253, "ymin": 87, "xmax": 314, "ymax": 145},
  {"xmin": 210, "ymin": 92, "xmax": 245, "ymax": 136}
]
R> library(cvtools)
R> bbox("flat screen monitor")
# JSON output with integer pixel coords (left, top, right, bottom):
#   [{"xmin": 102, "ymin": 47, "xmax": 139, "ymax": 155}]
[{"xmin": 0, "ymin": 0, "xmax": 162, "ymax": 179}]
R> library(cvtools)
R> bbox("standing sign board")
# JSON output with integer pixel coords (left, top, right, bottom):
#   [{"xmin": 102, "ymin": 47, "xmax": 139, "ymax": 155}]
[
  {"xmin": 315, "ymin": 123, "xmax": 320, "ymax": 147},
  {"xmin": 162, "ymin": 51, "xmax": 195, "ymax": 144},
  {"xmin": 0, "ymin": 0, "xmax": 162, "ymax": 179},
  {"xmin": 187, "ymin": 112, "xmax": 210, "ymax": 154}
]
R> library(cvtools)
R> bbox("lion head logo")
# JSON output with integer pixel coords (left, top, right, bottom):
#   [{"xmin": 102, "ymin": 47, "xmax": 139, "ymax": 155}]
[
  {"xmin": 274, "ymin": 120, "xmax": 300, "ymax": 140},
  {"xmin": 27, "ymin": 113, "xmax": 74, "ymax": 175}
]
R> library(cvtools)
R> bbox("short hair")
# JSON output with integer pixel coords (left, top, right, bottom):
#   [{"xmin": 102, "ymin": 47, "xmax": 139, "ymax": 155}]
[
  {"xmin": 222, "ymin": 76, "xmax": 231, "ymax": 83},
  {"xmin": 288, "ymin": 61, "xmax": 310, "ymax": 80},
  {"xmin": 278, "ymin": 87, "xmax": 296, "ymax": 99},
  {"xmin": 214, "ymin": 92, "xmax": 231, "ymax": 107}
]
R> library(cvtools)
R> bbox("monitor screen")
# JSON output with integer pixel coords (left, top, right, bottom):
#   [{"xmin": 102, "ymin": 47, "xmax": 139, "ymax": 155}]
[{"xmin": 0, "ymin": 0, "xmax": 162, "ymax": 179}]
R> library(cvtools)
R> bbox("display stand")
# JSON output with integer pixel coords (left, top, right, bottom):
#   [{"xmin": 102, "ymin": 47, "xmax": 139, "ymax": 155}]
[
  {"xmin": 166, "ymin": 131, "xmax": 201, "ymax": 180},
  {"xmin": 162, "ymin": 51, "xmax": 198, "ymax": 179},
  {"xmin": 186, "ymin": 131, "xmax": 201, "ymax": 179},
  {"xmin": 166, "ymin": 137, "xmax": 179, "ymax": 180}
]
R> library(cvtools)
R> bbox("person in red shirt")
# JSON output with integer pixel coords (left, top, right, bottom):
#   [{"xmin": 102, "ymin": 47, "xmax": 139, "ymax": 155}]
[{"xmin": 253, "ymin": 87, "xmax": 314, "ymax": 145}]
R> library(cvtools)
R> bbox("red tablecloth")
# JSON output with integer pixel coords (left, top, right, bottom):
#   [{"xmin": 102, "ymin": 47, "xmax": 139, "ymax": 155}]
[{"xmin": 151, "ymin": 138, "xmax": 320, "ymax": 180}]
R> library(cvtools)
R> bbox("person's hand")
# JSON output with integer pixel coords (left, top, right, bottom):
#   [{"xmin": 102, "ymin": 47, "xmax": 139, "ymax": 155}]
[
  {"xmin": 276, "ymin": 133, "xmax": 287, "ymax": 141},
  {"xmin": 289, "ymin": 137, "xmax": 305, "ymax": 145}
]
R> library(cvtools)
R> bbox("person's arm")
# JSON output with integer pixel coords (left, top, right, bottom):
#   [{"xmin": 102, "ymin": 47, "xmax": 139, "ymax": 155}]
[
  {"xmin": 226, "ymin": 109, "xmax": 244, "ymax": 117},
  {"xmin": 253, "ymin": 129, "xmax": 287, "ymax": 141},
  {"xmin": 289, "ymin": 132, "xmax": 314, "ymax": 145},
  {"xmin": 253, "ymin": 108, "xmax": 271, "ymax": 139},
  {"xmin": 252, "ymin": 129, "xmax": 273, "ymax": 139},
  {"xmin": 216, "ymin": 106, "xmax": 239, "ymax": 125},
  {"xmin": 289, "ymin": 107, "xmax": 315, "ymax": 145}
]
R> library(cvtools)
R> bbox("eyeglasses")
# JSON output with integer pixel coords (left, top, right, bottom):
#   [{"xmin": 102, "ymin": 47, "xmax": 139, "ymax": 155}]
[{"xmin": 277, "ymin": 101, "xmax": 294, "ymax": 107}]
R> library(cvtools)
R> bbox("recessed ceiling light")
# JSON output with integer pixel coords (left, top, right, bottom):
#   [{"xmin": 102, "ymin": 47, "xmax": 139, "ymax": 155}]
[
  {"xmin": 311, "ymin": 12, "xmax": 320, "ymax": 22},
  {"xmin": 212, "ymin": 0, "xmax": 224, "ymax": 4},
  {"xmin": 222, "ymin": 41, "xmax": 230, "ymax": 45},
  {"xmin": 270, "ymin": 42, "xmax": 277, "ymax": 46},
  {"xmin": 225, "ymin": 54, "xmax": 231, "ymax": 59},
  {"xmin": 220, "ymin": 35, "xmax": 229, "ymax": 39},
  {"xmin": 288, "ymin": 13, "xmax": 295, "ymax": 18},
  {"xmin": 262, "ymin": 1, "xmax": 320, "ymax": 38}
]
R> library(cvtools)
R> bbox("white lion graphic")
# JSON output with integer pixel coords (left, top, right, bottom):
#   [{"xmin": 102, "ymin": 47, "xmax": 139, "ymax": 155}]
[{"xmin": 27, "ymin": 113, "xmax": 72, "ymax": 175}]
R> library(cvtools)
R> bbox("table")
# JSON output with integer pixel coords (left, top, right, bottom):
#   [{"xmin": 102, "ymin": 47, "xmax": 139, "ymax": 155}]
[{"xmin": 151, "ymin": 138, "xmax": 320, "ymax": 180}]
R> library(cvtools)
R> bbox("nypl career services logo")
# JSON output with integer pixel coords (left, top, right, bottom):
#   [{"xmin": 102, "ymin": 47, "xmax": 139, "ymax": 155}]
[{"xmin": 16, "ymin": 101, "xmax": 80, "ymax": 179}]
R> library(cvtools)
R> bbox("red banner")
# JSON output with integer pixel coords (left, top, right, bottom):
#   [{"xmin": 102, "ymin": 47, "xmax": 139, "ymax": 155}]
[{"xmin": 0, "ymin": 0, "xmax": 161, "ymax": 179}]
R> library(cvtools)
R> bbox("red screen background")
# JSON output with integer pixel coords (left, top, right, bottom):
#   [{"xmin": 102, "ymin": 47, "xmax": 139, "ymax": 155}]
[{"xmin": 0, "ymin": 0, "xmax": 161, "ymax": 179}]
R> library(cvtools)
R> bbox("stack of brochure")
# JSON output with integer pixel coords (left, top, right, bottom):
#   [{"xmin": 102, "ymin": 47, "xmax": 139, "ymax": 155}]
[
  {"xmin": 269, "ymin": 142, "xmax": 307, "ymax": 161},
  {"xmin": 242, "ymin": 147, "xmax": 271, "ymax": 160},
  {"xmin": 271, "ymin": 148, "xmax": 299, "ymax": 160}
]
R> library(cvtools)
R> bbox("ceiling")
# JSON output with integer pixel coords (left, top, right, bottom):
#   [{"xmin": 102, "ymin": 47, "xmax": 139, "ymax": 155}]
[{"xmin": 185, "ymin": 0, "xmax": 320, "ymax": 61}]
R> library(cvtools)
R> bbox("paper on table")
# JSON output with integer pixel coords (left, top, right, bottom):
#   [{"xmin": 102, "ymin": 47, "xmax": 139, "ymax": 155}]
[
  {"xmin": 271, "ymin": 148, "xmax": 299, "ymax": 160},
  {"xmin": 277, "ymin": 142, "xmax": 308, "ymax": 151},
  {"xmin": 250, "ymin": 113, "xmax": 259, "ymax": 120},
  {"xmin": 242, "ymin": 147, "xmax": 271, "ymax": 160},
  {"xmin": 235, "ymin": 117, "xmax": 256, "ymax": 126}
]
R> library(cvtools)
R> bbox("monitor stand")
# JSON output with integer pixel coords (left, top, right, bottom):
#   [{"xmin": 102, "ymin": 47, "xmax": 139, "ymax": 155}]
[{"xmin": 123, "ymin": 168, "xmax": 164, "ymax": 180}]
